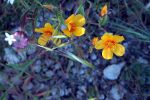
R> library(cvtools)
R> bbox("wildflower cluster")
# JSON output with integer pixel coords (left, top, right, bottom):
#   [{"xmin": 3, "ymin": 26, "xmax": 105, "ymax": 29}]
[{"xmin": 5, "ymin": 4, "xmax": 125, "ymax": 60}]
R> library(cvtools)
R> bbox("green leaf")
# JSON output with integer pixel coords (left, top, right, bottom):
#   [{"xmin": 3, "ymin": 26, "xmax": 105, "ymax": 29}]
[
  {"xmin": 99, "ymin": 15, "xmax": 108, "ymax": 26},
  {"xmin": 51, "ymin": 26, "xmax": 62, "ymax": 46},
  {"xmin": 52, "ymin": 35, "xmax": 67, "ymax": 39},
  {"xmin": 0, "ymin": 92, "xmax": 8, "ymax": 100},
  {"xmin": 64, "ymin": 52, "xmax": 94, "ymax": 68},
  {"xmin": 7, "ymin": 59, "xmax": 35, "ymax": 72},
  {"xmin": 37, "ymin": 45, "xmax": 54, "ymax": 51},
  {"xmin": 53, "ymin": 42, "xmax": 69, "ymax": 49},
  {"xmin": 88, "ymin": 98, "xmax": 96, "ymax": 100},
  {"xmin": 37, "ymin": 45, "xmax": 94, "ymax": 68},
  {"xmin": 37, "ymin": 42, "xmax": 68, "ymax": 51},
  {"xmin": 0, "ymin": 83, "xmax": 5, "ymax": 91},
  {"xmin": 33, "ymin": 96, "xmax": 39, "ymax": 100},
  {"xmin": 56, "ymin": 10, "xmax": 65, "ymax": 25},
  {"xmin": 75, "ymin": 0, "xmax": 85, "ymax": 15}
]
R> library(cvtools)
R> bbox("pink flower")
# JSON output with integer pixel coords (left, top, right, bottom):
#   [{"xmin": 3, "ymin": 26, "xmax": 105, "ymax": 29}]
[{"xmin": 13, "ymin": 31, "xmax": 28, "ymax": 49}]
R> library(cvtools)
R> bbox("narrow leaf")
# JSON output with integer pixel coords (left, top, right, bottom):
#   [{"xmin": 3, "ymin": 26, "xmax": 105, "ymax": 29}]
[{"xmin": 64, "ymin": 52, "xmax": 94, "ymax": 68}]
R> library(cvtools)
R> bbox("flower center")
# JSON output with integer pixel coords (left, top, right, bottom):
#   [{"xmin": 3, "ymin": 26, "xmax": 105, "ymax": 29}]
[
  {"xmin": 105, "ymin": 40, "xmax": 116, "ymax": 48},
  {"xmin": 44, "ymin": 30, "xmax": 52, "ymax": 36},
  {"xmin": 69, "ymin": 23, "xmax": 76, "ymax": 32}
]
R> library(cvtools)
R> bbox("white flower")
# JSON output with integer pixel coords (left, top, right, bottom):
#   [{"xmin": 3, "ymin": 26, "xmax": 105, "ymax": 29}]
[
  {"xmin": 7, "ymin": 0, "xmax": 15, "ymax": 4},
  {"xmin": 5, "ymin": 32, "xmax": 16, "ymax": 45}
]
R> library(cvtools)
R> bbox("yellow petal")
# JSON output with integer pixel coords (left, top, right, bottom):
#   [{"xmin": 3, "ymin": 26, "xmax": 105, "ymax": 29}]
[
  {"xmin": 102, "ymin": 48, "xmax": 113, "ymax": 60},
  {"xmin": 35, "ymin": 28, "xmax": 45, "ymax": 33},
  {"xmin": 62, "ymin": 28, "xmax": 72, "ymax": 37},
  {"xmin": 112, "ymin": 44, "xmax": 125, "ymax": 56},
  {"xmin": 73, "ymin": 14, "xmax": 86, "ymax": 26},
  {"xmin": 65, "ymin": 14, "xmax": 75, "ymax": 24},
  {"xmin": 100, "ymin": 4, "xmax": 107, "ymax": 17},
  {"xmin": 101, "ymin": 33, "xmax": 113, "ymax": 40},
  {"xmin": 95, "ymin": 40, "xmax": 104, "ymax": 50},
  {"xmin": 73, "ymin": 27, "xmax": 85, "ymax": 36},
  {"xmin": 113, "ymin": 35, "xmax": 125, "ymax": 43},
  {"xmin": 38, "ymin": 34, "xmax": 49, "ymax": 46}
]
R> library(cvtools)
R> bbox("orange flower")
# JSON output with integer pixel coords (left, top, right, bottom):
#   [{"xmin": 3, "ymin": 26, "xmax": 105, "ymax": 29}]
[
  {"xmin": 62, "ymin": 14, "xmax": 86, "ymax": 37},
  {"xmin": 35, "ymin": 23, "xmax": 54, "ymax": 46},
  {"xmin": 92, "ymin": 37, "xmax": 98, "ymax": 45},
  {"xmin": 93, "ymin": 33, "xmax": 125, "ymax": 60},
  {"xmin": 99, "ymin": 4, "xmax": 108, "ymax": 17}
]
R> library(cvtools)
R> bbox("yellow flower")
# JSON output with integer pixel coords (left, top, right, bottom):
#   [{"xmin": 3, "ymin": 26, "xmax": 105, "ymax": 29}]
[
  {"xmin": 99, "ymin": 4, "xmax": 108, "ymax": 17},
  {"xmin": 35, "ymin": 23, "xmax": 54, "ymax": 46},
  {"xmin": 62, "ymin": 14, "xmax": 86, "ymax": 37},
  {"xmin": 93, "ymin": 33, "xmax": 125, "ymax": 60}
]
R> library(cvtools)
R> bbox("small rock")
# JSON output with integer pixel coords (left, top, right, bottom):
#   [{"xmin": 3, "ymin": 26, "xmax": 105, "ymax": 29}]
[
  {"xmin": 103, "ymin": 62, "xmax": 125, "ymax": 80},
  {"xmin": 99, "ymin": 94, "xmax": 105, "ymax": 100},
  {"xmin": 38, "ymin": 83, "xmax": 45, "ymax": 90},
  {"xmin": 94, "ymin": 60, "xmax": 100, "ymax": 66},
  {"xmin": 54, "ymin": 63, "xmax": 61, "ymax": 70},
  {"xmin": 110, "ymin": 85, "xmax": 126, "ymax": 100},
  {"xmin": 36, "ymin": 60, "xmax": 42, "ymax": 65},
  {"xmin": 11, "ymin": 76, "xmax": 22, "ymax": 85},
  {"xmin": 72, "ymin": 68, "xmax": 78, "ymax": 74},
  {"xmin": 46, "ymin": 70, "xmax": 54, "ymax": 78},
  {"xmin": 60, "ymin": 89, "xmax": 65, "ymax": 96},
  {"xmin": 64, "ymin": 88, "xmax": 70, "ymax": 95},
  {"xmin": 137, "ymin": 57, "xmax": 148, "ymax": 64},
  {"xmin": 77, "ymin": 90, "xmax": 84, "ymax": 97},
  {"xmin": 51, "ymin": 88, "xmax": 57, "ymax": 96},
  {"xmin": 79, "ymin": 70, "xmax": 85, "ymax": 75},
  {"xmin": 32, "ymin": 65, "xmax": 41, "ymax": 73},
  {"xmin": 79, "ymin": 86, "xmax": 87, "ymax": 93},
  {"xmin": 45, "ymin": 59, "xmax": 53, "ymax": 66},
  {"xmin": 23, "ymin": 83, "xmax": 33, "ymax": 91},
  {"xmin": 67, "ymin": 60, "xmax": 74, "ymax": 67},
  {"xmin": 90, "ymin": 53, "xmax": 97, "ymax": 60},
  {"xmin": 42, "ymin": 67, "xmax": 48, "ymax": 72},
  {"xmin": 17, "ymin": 51, "xmax": 27, "ymax": 61},
  {"xmin": 57, "ymin": 71, "xmax": 64, "ymax": 77},
  {"xmin": 4, "ymin": 48, "xmax": 20, "ymax": 64},
  {"xmin": 27, "ymin": 45, "xmax": 36, "ymax": 55},
  {"xmin": 87, "ymin": 76, "xmax": 94, "ymax": 83}
]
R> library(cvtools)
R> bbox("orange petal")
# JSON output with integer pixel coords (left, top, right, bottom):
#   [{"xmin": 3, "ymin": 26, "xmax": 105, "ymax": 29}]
[
  {"xmin": 100, "ymin": 4, "xmax": 108, "ymax": 17},
  {"xmin": 92, "ymin": 37, "xmax": 99, "ymax": 45}
]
